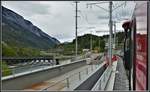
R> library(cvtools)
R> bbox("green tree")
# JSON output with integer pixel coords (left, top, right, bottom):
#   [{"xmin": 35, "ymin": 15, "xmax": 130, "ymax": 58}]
[
  {"xmin": 2, "ymin": 42, "xmax": 17, "ymax": 57},
  {"xmin": 1, "ymin": 61, "xmax": 12, "ymax": 76},
  {"xmin": 99, "ymin": 39, "xmax": 105, "ymax": 52}
]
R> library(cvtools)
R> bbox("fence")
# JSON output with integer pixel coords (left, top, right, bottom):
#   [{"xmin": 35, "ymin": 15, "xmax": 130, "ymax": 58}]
[
  {"xmin": 42, "ymin": 64, "xmax": 101, "ymax": 91},
  {"xmin": 91, "ymin": 66, "xmax": 112, "ymax": 90}
]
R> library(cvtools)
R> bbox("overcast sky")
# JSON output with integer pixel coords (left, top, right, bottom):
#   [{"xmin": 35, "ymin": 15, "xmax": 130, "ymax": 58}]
[{"xmin": 2, "ymin": 1, "xmax": 135, "ymax": 43}]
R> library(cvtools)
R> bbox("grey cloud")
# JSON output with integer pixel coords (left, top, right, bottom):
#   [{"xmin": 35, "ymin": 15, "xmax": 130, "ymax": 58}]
[
  {"xmin": 97, "ymin": 15, "xmax": 109, "ymax": 20},
  {"xmin": 2, "ymin": 1, "xmax": 135, "ymax": 42},
  {"xmin": 2, "ymin": 1, "xmax": 51, "ymax": 16}
]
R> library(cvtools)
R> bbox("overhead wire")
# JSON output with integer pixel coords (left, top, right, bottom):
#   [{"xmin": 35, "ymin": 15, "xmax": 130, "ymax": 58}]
[
  {"xmin": 71, "ymin": 1, "xmax": 132, "ymax": 34},
  {"xmin": 113, "ymin": 1, "xmax": 129, "ymax": 22}
]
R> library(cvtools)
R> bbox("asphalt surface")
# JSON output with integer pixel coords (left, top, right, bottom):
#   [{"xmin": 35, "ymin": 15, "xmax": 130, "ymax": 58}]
[
  {"xmin": 24, "ymin": 64, "xmax": 100, "ymax": 91},
  {"xmin": 9, "ymin": 59, "xmax": 72, "ymax": 75}
]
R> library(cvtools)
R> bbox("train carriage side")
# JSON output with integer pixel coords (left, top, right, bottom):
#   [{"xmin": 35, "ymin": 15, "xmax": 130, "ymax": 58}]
[
  {"xmin": 133, "ymin": 1, "xmax": 148, "ymax": 90},
  {"xmin": 122, "ymin": 1, "xmax": 149, "ymax": 90}
]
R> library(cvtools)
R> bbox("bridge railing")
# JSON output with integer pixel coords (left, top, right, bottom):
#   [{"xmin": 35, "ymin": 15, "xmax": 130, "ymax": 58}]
[
  {"xmin": 2, "ymin": 56, "xmax": 54, "ymax": 66},
  {"xmin": 2, "ymin": 61, "xmax": 56, "ymax": 77},
  {"xmin": 91, "ymin": 65, "xmax": 112, "ymax": 90},
  {"xmin": 2, "ymin": 56, "xmax": 91, "ymax": 77},
  {"xmin": 41, "ymin": 64, "xmax": 100, "ymax": 91}
]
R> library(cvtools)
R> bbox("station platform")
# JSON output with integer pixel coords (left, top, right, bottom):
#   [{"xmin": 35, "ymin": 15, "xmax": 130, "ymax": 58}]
[{"xmin": 113, "ymin": 56, "xmax": 129, "ymax": 90}]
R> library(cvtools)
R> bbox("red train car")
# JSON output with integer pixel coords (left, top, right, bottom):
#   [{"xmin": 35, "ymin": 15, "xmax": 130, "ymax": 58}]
[{"xmin": 122, "ymin": 1, "xmax": 149, "ymax": 90}]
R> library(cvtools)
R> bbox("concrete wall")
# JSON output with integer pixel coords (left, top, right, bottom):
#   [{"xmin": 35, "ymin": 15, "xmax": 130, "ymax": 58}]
[
  {"xmin": 2, "ymin": 59, "xmax": 86, "ymax": 90},
  {"xmin": 74, "ymin": 64, "xmax": 106, "ymax": 90}
]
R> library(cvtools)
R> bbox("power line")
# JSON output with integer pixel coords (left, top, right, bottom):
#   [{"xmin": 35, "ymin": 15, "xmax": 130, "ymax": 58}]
[
  {"xmin": 79, "ymin": 10, "xmax": 93, "ymax": 25},
  {"xmin": 94, "ymin": 4, "xmax": 109, "ymax": 12},
  {"xmin": 87, "ymin": 2, "xmax": 109, "ymax": 6},
  {"xmin": 79, "ymin": 9, "xmax": 105, "ymax": 25},
  {"xmin": 86, "ymin": 1, "xmax": 113, "ymax": 65},
  {"xmin": 78, "ymin": 10, "xmax": 89, "ymax": 25},
  {"xmin": 112, "ymin": 1, "xmax": 126, "ymax": 11}
]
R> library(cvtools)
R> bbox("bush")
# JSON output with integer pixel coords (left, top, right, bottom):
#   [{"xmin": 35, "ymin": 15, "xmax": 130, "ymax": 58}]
[
  {"xmin": 1, "ymin": 61, "xmax": 12, "ymax": 76},
  {"xmin": 2, "ymin": 42, "xmax": 40, "ymax": 57}
]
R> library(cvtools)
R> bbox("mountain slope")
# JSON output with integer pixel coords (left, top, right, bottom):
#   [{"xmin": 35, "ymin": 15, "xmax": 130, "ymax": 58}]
[
  {"xmin": 2, "ymin": 6, "xmax": 60, "ymax": 49},
  {"xmin": 55, "ymin": 34, "xmax": 105, "ymax": 55}
]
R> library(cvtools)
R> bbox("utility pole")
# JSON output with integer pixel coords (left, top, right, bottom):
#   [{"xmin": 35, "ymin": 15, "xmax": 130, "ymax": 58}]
[
  {"xmin": 75, "ymin": 1, "xmax": 79, "ymax": 57},
  {"xmin": 99, "ymin": 37, "xmax": 100, "ymax": 53},
  {"xmin": 113, "ymin": 21, "xmax": 116, "ymax": 49},
  {"xmin": 86, "ymin": 1, "xmax": 126, "ymax": 66},
  {"xmin": 87, "ymin": 1, "xmax": 113, "ymax": 65},
  {"xmin": 109, "ymin": 1, "xmax": 113, "ymax": 66},
  {"xmin": 90, "ymin": 31, "xmax": 93, "ymax": 51}
]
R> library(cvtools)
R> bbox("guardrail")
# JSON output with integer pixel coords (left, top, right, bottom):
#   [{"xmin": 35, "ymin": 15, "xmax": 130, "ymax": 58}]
[
  {"xmin": 2, "ymin": 58, "xmax": 88, "ymax": 90},
  {"xmin": 74, "ymin": 62, "xmax": 106, "ymax": 90},
  {"xmin": 41, "ymin": 64, "xmax": 100, "ymax": 91},
  {"xmin": 91, "ymin": 66, "xmax": 112, "ymax": 90},
  {"xmin": 2, "ymin": 62, "xmax": 55, "ymax": 77},
  {"xmin": 2, "ymin": 55, "xmax": 88, "ymax": 77}
]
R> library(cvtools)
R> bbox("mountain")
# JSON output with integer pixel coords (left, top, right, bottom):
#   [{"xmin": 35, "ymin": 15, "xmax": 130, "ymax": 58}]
[
  {"xmin": 55, "ymin": 34, "xmax": 105, "ymax": 55},
  {"xmin": 2, "ymin": 6, "xmax": 60, "ymax": 49},
  {"xmin": 55, "ymin": 32, "xmax": 125, "ymax": 55}
]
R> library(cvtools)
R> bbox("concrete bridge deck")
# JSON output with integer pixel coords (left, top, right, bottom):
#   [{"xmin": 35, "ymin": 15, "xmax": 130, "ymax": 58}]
[
  {"xmin": 2, "ymin": 58, "xmax": 88, "ymax": 90},
  {"xmin": 24, "ymin": 64, "xmax": 101, "ymax": 91}
]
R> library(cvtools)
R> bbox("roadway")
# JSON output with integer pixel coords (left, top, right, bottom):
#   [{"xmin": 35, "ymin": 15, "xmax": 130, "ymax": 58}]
[
  {"xmin": 24, "ymin": 63, "xmax": 102, "ymax": 91},
  {"xmin": 8, "ymin": 59, "xmax": 72, "ymax": 75},
  {"xmin": 2, "ymin": 53, "xmax": 104, "ymax": 90},
  {"xmin": 22, "ymin": 53, "xmax": 104, "ymax": 91},
  {"xmin": 7, "ymin": 53, "xmax": 101, "ymax": 75}
]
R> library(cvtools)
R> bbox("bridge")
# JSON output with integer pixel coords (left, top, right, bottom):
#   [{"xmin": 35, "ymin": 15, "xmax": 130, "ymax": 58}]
[
  {"xmin": 1, "ymin": 52, "xmax": 129, "ymax": 91},
  {"xmin": 2, "ymin": 56, "xmax": 54, "ymax": 65}
]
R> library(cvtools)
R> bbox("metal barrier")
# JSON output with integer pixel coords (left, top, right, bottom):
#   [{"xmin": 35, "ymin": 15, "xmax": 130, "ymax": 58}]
[
  {"xmin": 42, "ymin": 64, "xmax": 100, "ymax": 91},
  {"xmin": 91, "ymin": 66, "xmax": 112, "ymax": 90},
  {"xmin": 74, "ymin": 62, "xmax": 106, "ymax": 90},
  {"xmin": 2, "ymin": 55, "xmax": 88, "ymax": 77},
  {"xmin": 2, "ymin": 59, "xmax": 87, "ymax": 90},
  {"xmin": 2, "ymin": 63, "xmax": 54, "ymax": 77}
]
